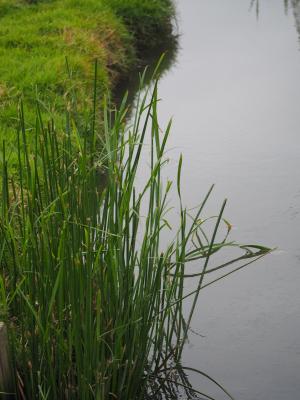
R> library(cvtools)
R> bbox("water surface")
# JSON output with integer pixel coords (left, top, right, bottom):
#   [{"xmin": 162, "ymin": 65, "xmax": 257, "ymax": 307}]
[{"xmin": 147, "ymin": 0, "xmax": 300, "ymax": 399}]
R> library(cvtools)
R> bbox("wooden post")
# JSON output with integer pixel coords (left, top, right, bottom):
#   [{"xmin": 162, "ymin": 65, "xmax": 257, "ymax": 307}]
[{"xmin": 0, "ymin": 322, "xmax": 14, "ymax": 398}]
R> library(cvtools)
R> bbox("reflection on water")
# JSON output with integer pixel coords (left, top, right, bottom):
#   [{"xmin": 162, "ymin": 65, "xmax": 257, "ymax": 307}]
[
  {"xmin": 125, "ymin": 0, "xmax": 300, "ymax": 399},
  {"xmin": 292, "ymin": 0, "xmax": 300, "ymax": 39},
  {"xmin": 251, "ymin": 0, "xmax": 300, "ymax": 42},
  {"xmin": 113, "ymin": 32, "xmax": 178, "ymax": 111}
]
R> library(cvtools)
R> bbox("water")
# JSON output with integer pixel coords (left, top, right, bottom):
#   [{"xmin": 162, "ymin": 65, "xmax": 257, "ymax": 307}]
[{"xmin": 141, "ymin": 0, "xmax": 300, "ymax": 399}]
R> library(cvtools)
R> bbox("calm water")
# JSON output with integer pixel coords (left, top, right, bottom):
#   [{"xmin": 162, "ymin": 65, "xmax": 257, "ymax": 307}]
[{"xmin": 143, "ymin": 0, "xmax": 300, "ymax": 399}]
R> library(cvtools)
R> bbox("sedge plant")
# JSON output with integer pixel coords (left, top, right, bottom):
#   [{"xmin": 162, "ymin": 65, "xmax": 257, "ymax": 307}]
[{"xmin": 0, "ymin": 69, "xmax": 270, "ymax": 399}]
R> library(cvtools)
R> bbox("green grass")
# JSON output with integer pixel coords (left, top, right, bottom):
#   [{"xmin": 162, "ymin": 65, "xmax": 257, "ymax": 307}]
[
  {"xmin": 0, "ymin": 0, "xmax": 175, "ymax": 144},
  {"xmin": 0, "ymin": 71, "xmax": 270, "ymax": 399}
]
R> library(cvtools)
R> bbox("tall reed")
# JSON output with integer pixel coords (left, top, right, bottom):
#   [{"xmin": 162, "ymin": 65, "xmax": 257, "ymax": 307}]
[{"xmin": 0, "ymin": 70, "xmax": 270, "ymax": 399}]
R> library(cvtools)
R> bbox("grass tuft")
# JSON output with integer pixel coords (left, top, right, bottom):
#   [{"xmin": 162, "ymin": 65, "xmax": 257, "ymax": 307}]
[{"xmin": 0, "ymin": 71, "xmax": 271, "ymax": 399}]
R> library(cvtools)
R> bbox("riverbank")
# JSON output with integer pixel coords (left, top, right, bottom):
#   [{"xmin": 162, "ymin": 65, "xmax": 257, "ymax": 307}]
[{"xmin": 0, "ymin": 0, "xmax": 175, "ymax": 147}]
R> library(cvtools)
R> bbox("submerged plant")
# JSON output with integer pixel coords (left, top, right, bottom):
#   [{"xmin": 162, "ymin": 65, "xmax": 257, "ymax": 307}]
[{"xmin": 0, "ymin": 70, "xmax": 270, "ymax": 399}]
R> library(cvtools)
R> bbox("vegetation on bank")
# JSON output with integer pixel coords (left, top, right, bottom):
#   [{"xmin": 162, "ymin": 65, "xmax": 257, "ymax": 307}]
[
  {"xmin": 0, "ymin": 74, "xmax": 270, "ymax": 398},
  {"xmin": 0, "ymin": 2, "xmax": 271, "ymax": 398},
  {"xmin": 0, "ymin": 0, "xmax": 175, "ymax": 142}
]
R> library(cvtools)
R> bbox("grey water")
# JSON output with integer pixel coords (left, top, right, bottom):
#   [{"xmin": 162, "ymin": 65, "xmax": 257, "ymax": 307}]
[{"xmin": 147, "ymin": 0, "xmax": 300, "ymax": 399}]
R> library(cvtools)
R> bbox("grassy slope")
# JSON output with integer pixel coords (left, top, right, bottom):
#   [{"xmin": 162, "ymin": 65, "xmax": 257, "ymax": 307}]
[{"xmin": 0, "ymin": 0, "xmax": 174, "ymax": 144}]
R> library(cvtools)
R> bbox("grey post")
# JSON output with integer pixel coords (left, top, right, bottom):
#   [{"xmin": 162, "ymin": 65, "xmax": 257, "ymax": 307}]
[{"xmin": 0, "ymin": 322, "xmax": 14, "ymax": 398}]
